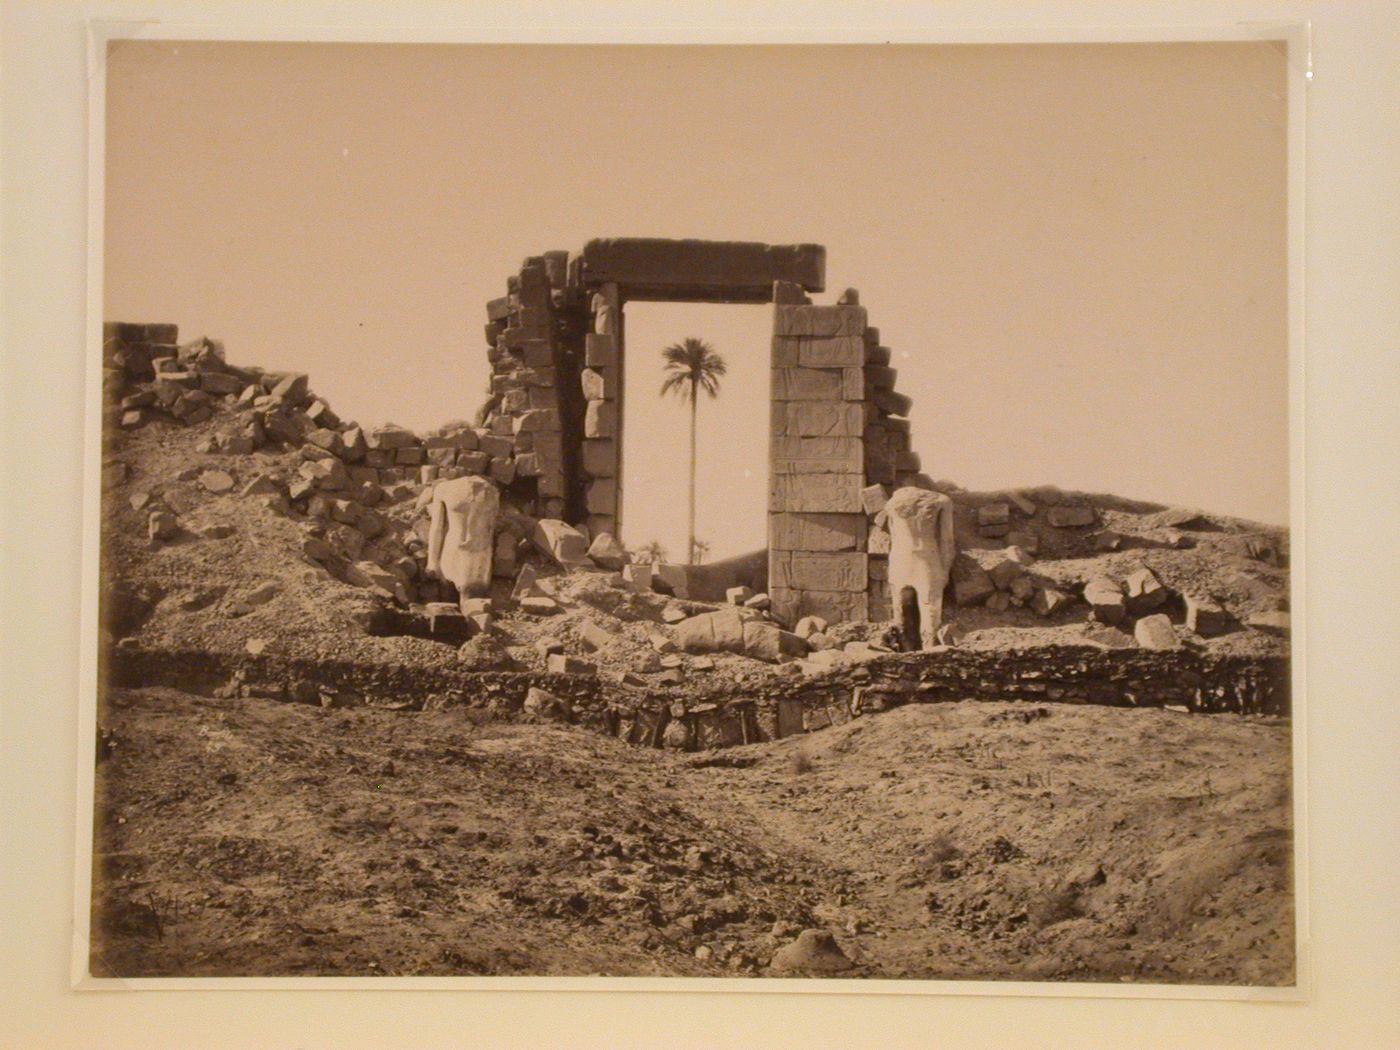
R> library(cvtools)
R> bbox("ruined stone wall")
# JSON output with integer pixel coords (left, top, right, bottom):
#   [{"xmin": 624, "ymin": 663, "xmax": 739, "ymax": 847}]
[
  {"xmin": 856, "ymin": 313, "xmax": 924, "ymax": 623},
  {"xmin": 477, "ymin": 254, "xmax": 624, "ymax": 538},
  {"xmin": 479, "ymin": 252, "xmax": 576, "ymax": 522},
  {"xmin": 473, "ymin": 239, "xmax": 939, "ymax": 627},
  {"xmin": 580, "ymin": 282, "xmax": 622, "ymax": 538},
  {"xmin": 108, "ymin": 643, "xmax": 1290, "ymax": 751},
  {"xmin": 765, "ymin": 287, "xmax": 925, "ymax": 626}
]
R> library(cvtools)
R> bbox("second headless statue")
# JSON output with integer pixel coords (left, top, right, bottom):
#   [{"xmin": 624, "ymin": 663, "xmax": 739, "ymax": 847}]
[{"xmin": 884, "ymin": 487, "xmax": 957, "ymax": 650}]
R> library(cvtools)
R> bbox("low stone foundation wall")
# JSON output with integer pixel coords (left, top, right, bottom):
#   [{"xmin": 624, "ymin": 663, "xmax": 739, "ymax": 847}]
[{"xmin": 105, "ymin": 642, "xmax": 1289, "ymax": 754}]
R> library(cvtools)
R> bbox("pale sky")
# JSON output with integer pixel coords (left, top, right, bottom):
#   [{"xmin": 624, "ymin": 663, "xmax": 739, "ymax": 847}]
[{"xmin": 105, "ymin": 41, "xmax": 1288, "ymax": 558}]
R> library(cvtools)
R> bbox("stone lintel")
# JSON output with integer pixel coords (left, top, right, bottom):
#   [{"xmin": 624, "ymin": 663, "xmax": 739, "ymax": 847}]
[{"xmin": 580, "ymin": 238, "xmax": 825, "ymax": 303}]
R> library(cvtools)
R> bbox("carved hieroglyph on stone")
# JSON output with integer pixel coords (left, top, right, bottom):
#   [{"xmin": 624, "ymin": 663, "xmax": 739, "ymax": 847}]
[
  {"xmin": 884, "ymin": 487, "xmax": 957, "ymax": 650},
  {"xmin": 426, "ymin": 475, "xmax": 499, "ymax": 604}
]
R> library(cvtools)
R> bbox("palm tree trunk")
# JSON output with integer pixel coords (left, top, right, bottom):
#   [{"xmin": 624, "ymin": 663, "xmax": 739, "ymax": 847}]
[{"xmin": 687, "ymin": 382, "xmax": 698, "ymax": 563}]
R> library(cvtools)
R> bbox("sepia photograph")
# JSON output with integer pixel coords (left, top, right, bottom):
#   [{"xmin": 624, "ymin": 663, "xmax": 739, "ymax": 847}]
[{"xmin": 86, "ymin": 37, "xmax": 1300, "ymax": 989}]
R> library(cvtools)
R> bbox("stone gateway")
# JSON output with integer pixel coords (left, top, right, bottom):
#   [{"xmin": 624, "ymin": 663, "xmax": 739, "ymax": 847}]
[{"xmin": 474, "ymin": 238, "xmax": 929, "ymax": 628}]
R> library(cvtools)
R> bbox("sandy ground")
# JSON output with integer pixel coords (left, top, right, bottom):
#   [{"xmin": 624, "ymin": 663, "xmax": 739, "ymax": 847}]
[{"xmin": 90, "ymin": 687, "xmax": 1294, "ymax": 984}]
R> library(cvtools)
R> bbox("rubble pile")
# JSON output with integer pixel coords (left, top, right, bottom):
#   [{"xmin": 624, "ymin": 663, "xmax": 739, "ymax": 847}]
[{"xmin": 101, "ymin": 322, "xmax": 1292, "ymax": 755}]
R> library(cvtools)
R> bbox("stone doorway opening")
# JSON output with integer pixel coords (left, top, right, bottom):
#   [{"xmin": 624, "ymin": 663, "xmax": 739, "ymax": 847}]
[{"xmin": 619, "ymin": 301, "xmax": 773, "ymax": 565}]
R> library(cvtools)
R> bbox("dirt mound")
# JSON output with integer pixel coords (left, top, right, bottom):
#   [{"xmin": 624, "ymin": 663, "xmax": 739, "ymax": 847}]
[{"xmin": 91, "ymin": 689, "xmax": 1293, "ymax": 982}]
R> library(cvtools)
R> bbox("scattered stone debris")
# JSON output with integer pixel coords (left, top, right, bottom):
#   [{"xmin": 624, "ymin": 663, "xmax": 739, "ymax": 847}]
[
  {"xmin": 1246, "ymin": 610, "xmax": 1290, "ymax": 635},
  {"xmin": 768, "ymin": 929, "xmax": 854, "ymax": 975},
  {"xmin": 1124, "ymin": 567, "xmax": 1169, "ymax": 616},
  {"xmin": 1134, "ymin": 613, "xmax": 1182, "ymax": 651}
]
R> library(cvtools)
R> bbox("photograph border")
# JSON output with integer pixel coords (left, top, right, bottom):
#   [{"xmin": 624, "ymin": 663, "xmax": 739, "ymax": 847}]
[{"xmin": 72, "ymin": 15, "xmax": 1312, "ymax": 1003}]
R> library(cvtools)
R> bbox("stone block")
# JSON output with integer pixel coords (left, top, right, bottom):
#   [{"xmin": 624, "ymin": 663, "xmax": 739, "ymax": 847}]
[
  {"xmin": 200, "ymin": 371, "xmax": 243, "ymax": 395},
  {"xmin": 1047, "ymin": 504, "xmax": 1096, "ymax": 528},
  {"xmin": 395, "ymin": 446, "xmax": 425, "ymax": 466},
  {"xmin": 584, "ymin": 333, "xmax": 618, "ymax": 369},
  {"xmin": 621, "ymin": 562, "xmax": 653, "ymax": 593},
  {"xmin": 531, "ymin": 518, "xmax": 590, "ymax": 566},
  {"xmin": 768, "ymin": 472, "xmax": 865, "ymax": 513},
  {"xmin": 726, "ymin": 585, "xmax": 754, "ymax": 605},
  {"xmin": 1031, "ymin": 587, "xmax": 1073, "ymax": 617},
  {"xmin": 870, "ymin": 389, "xmax": 913, "ymax": 417},
  {"xmin": 584, "ymin": 399, "xmax": 617, "ymax": 439},
  {"xmin": 531, "ymin": 432, "xmax": 563, "ymax": 463},
  {"xmin": 341, "ymin": 426, "xmax": 367, "ymax": 462},
  {"xmin": 479, "ymin": 434, "xmax": 514, "ymax": 458},
  {"xmin": 742, "ymin": 621, "xmax": 807, "ymax": 662},
  {"xmin": 367, "ymin": 425, "xmax": 418, "ymax": 450},
  {"xmin": 867, "ymin": 525, "xmax": 891, "ymax": 555},
  {"xmin": 768, "ymin": 512, "xmax": 865, "ymax": 552},
  {"xmin": 1125, "ymin": 567, "xmax": 1169, "ymax": 616},
  {"xmin": 580, "ymin": 238, "xmax": 825, "ymax": 302},
  {"xmin": 773, "ymin": 335, "xmax": 864, "ymax": 367},
  {"xmin": 987, "ymin": 558, "xmax": 1026, "ymax": 591},
  {"xmin": 771, "ymin": 551, "xmax": 867, "ymax": 593},
  {"xmin": 950, "ymin": 554, "xmax": 995, "ymax": 606},
  {"xmin": 798, "ymin": 335, "xmax": 865, "ymax": 368},
  {"xmin": 488, "ymin": 457, "xmax": 516, "ymax": 485},
  {"xmin": 769, "ymin": 587, "xmax": 867, "ymax": 628},
  {"xmin": 1246, "ymin": 610, "xmax": 1290, "ymax": 635},
  {"xmin": 1185, "ymin": 594, "xmax": 1232, "ymax": 637},
  {"xmin": 771, "ymin": 436, "xmax": 864, "ymax": 474},
  {"xmin": 1007, "ymin": 492, "xmax": 1037, "ymax": 516},
  {"xmin": 978, "ymin": 503, "xmax": 1011, "ymax": 527},
  {"xmin": 458, "ymin": 451, "xmax": 490, "ymax": 474},
  {"xmin": 1134, "ymin": 613, "xmax": 1182, "ymax": 650},
  {"xmin": 771, "ymin": 366, "xmax": 863, "ymax": 402},
  {"xmin": 774, "ymin": 304, "xmax": 867, "ymax": 337},
  {"xmin": 580, "ymin": 367, "xmax": 615, "ymax": 401},
  {"xmin": 587, "ymin": 532, "xmax": 629, "ymax": 570},
  {"xmin": 1084, "ymin": 577, "xmax": 1127, "ymax": 625},
  {"xmin": 864, "ymin": 365, "xmax": 897, "ymax": 392},
  {"xmin": 546, "ymin": 654, "xmax": 594, "ymax": 675},
  {"xmin": 771, "ymin": 401, "xmax": 866, "ymax": 438},
  {"xmin": 425, "ymin": 447, "xmax": 456, "ymax": 467},
  {"xmin": 586, "ymin": 479, "xmax": 617, "ymax": 516},
  {"xmin": 270, "ymin": 372, "xmax": 309, "ymax": 404},
  {"xmin": 582, "ymin": 439, "xmax": 616, "ymax": 478},
  {"xmin": 860, "ymin": 484, "xmax": 890, "ymax": 516},
  {"xmin": 579, "ymin": 620, "xmax": 616, "ymax": 652},
  {"xmin": 513, "ymin": 408, "xmax": 560, "ymax": 434},
  {"xmin": 516, "ymin": 339, "xmax": 554, "ymax": 369},
  {"xmin": 521, "ymin": 595, "xmax": 560, "ymax": 616}
]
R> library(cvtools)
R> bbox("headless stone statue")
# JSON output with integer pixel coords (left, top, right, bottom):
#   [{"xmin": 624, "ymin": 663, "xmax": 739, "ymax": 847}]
[
  {"xmin": 884, "ymin": 487, "xmax": 957, "ymax": 651},
  {"xmin": 426, "ymin": 475, "xmax": 499, "ymax": 607},
  {"xmin": 591, "ymin": 291, "xmax": 616, "ymax": 336}
]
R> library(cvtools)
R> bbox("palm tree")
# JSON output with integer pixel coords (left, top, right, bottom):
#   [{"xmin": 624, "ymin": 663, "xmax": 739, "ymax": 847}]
[
  {"xmin": 660, "ymin": 338, "xmax": 727, "ymax": 565},
  {"xmin": 691, "ymin": 538, "xmax": 711, "ymax": 564},
  {"xmin": 634, "ymin": 540, "xmax": 667, "ymax": 565}
]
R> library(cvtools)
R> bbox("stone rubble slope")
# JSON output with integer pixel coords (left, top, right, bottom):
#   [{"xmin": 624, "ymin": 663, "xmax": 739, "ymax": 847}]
[{"xmin": 100, "ymin": 327, "xmax": 1291, "ymax": 729}]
